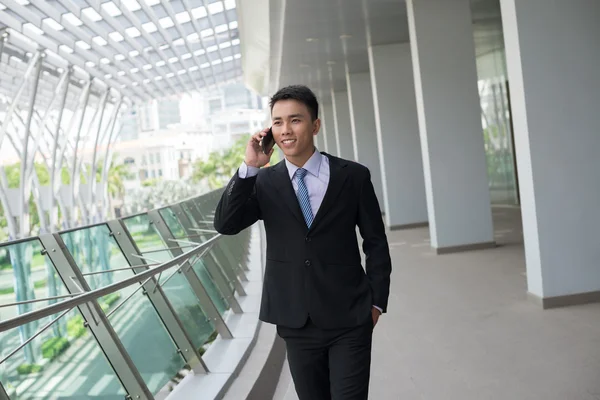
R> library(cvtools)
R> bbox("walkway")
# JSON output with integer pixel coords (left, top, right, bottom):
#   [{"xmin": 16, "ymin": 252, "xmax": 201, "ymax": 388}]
[{"xmin": 274, "ymin": 206, "xmax": 600, "ymax": 399}]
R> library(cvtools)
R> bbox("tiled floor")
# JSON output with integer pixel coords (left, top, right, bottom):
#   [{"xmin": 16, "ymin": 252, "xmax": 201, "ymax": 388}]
[{"xmin": 273, "ymin": 206, "xmax": 600, "ymax": 399}]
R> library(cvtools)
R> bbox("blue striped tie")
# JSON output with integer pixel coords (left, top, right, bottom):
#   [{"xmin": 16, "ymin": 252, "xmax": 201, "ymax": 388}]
[{"xmin": 295, "ymin": 168, "xmax": 314, "ymax": 227}]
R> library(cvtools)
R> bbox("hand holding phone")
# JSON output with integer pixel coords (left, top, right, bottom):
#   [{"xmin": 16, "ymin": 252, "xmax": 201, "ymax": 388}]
[{"xmin": 245, "ymin": 127, "xmax": 274, "ymax": 168}]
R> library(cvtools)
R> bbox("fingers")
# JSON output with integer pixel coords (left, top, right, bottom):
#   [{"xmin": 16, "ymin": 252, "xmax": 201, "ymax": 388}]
[{"xmin": 250, "ymin": 128, "xmax": 269, "ymax": 143}]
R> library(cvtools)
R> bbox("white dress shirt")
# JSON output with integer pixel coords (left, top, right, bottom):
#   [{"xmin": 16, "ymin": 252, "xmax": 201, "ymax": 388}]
[
  {"xmin": 239, "ymin": 149, "xmax": 329, "ymax": 217},
  {"xmin": 238, "ymin": 149, "xmax": 382, "ymax": 314}
]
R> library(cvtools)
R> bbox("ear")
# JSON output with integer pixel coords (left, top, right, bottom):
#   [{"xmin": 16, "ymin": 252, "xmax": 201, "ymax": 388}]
[{"xmin": 312, "ymin": 118, "xmax": 321, "ymax": 135}]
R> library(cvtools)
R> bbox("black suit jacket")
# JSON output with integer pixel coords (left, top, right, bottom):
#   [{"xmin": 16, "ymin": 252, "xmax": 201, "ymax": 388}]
[{"xmin": 213, "ymin": 153, "xmax": 392, "ymax": 329}]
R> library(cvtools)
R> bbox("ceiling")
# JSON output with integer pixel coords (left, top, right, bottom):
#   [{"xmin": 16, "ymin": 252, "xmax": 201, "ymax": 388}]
[
  {"xmin": 0, "ymin": 0, "xmax": 245, "ymax": 109},
  {"xmin": 268, "ymin": 0, "xmax": 504, "ymax": 102}
]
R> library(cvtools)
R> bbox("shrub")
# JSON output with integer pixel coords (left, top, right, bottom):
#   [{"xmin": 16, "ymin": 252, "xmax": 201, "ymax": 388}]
[
  {"xmin": 41, "ymin": 337, "xmax": 70, "ymax": 360},
  {"xmin": 66, "ymin": 315, "xmax": 87, "ymax": 339},
  {"xmin": 16, "ymin": 364, "xmax": 43, "ymax": 375}
]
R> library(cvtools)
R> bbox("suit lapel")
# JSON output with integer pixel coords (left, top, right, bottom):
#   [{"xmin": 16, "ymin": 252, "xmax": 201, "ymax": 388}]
[
  {"xmin": 309, "ymin": 153, "xmax": 348, "ymax": 232},
  {"xmin": 270, "ymin": 161, "xmax": 306, "ymax": 227}
]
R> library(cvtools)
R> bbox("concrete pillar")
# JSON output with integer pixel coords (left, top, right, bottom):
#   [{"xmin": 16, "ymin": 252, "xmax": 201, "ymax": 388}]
[
  {"xmin": 318, "ymin": 104, "xmax": 329, "ymax": 153},
  {"xmin": 500, "ymin": 0, "xmax": 600, "ymax": 307},
  {"xmin": 332, "ymin": 91, "xmax": 354, "ymax": 160},
  {"xmin": 406, "ymin": 0, "xmax": 494, "ymax": 253},
  {"xmin": 322, "ymin": 103, "xmax": 337, "ymax": 156},
  {"xmin": 368, "ymin": 42, "xmax": 428, "ymax": 229},
  {"xmin": 346, "ymin": 72, "xmax": 384, "ymax": 205}
]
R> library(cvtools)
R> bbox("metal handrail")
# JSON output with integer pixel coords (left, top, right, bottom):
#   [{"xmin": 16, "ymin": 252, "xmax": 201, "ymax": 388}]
[{"xmin": 0, "ymin": 233, "xmax": 222, "ymax": 333}]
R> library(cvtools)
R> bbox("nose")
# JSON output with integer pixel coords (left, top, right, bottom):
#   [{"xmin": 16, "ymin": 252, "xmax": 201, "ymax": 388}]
[{"xmin": 281, "ymin": 121, "xmax": 292, "ymax": 135}]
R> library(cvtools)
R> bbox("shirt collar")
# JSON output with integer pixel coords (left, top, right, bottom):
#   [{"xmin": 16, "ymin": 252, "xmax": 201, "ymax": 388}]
[{"xmin": 285, "ymin": 148, "xmax": 323, "ymax": 180}]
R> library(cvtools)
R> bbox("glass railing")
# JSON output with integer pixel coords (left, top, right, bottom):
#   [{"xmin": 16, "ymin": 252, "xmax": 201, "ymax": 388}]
[{"xmin": 0, "ymin": 188, "xmax": 253, "ymax": 399}]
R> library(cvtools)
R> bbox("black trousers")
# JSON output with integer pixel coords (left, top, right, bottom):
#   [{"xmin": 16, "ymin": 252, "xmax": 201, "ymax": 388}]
[{"xmin": 277, "ymin": 317, "xmax": 373, "ymax": 400}]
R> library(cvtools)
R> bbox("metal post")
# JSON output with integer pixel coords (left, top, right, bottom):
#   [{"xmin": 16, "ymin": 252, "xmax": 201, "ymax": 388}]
[
  {"xmin": 18, "ymin": 51, "xmax": 43, "ymax": 238},
  {"xmin": 147, "ymin": 210, "xmax": 234, "ymax": 339},
  {"xmin": 171, "ymin": 204, "xmax": 243, "ymax": 314},
  {"xmin": 38, "ymin": 233, "xmax": 153, "ymax": 400},
  {"xmin": 70, "ymin": 81, "xmax": 92, "ymax": 226},
  {"xmin": 96, "ymin": 96, "xmax": 122, "ymax": 220},
  {"xmin": 0, "ymin": 51, "xmax": 42, "ymax": 150},
  {"xmin": 50, "ymin": 69, "xmax": 71, "ymax": 232},
  {"xmin": 0, "ymin": 31, "xmax": 5, "ymax": 60},
  {"xmin": 89, "ymin": 91, "xmax": 109, "ymax": 223},
  {"xmin": 0, "ymin": 382, "xmax": 9, "ymax": 400},
  {"xmin": 105, "ymin": 219, "xmax": 209, "ymax": 373},
  {"xmin": 0, "ymin": 167, "xmax": 17, "ymax": 238}
]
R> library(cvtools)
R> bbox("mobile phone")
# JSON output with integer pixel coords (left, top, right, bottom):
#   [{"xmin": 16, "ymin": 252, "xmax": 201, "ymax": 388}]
[{"xmin": 261, "ymin": 127, "xmax": 275, "ymax": 155}]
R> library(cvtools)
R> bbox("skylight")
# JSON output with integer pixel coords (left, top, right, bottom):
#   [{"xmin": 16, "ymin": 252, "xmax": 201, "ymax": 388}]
[
  {"xmin": 23, "ymin": 23, "xmax": 44, "ymax": 36},
  {"xmin": 142, "ymin": 22, "xmax": 158, "ymax": 33},
  {"xmin": 63, "ymin": 13, "xmax": 83, "ymax": 27},
  {"xmin": 159, "ymin": 17, "xmax": 175, "ymax": 29},
  {"xmin": 93, "ymin": 36, "xmax": 108, "ymax": 46},
  {"xmin": 175, "ymin": 11, "xmax": 191, "ymax": 24},
  {"xmin": 109, "ymin": 32, "xmax": 125, "ymax": 42},
  {"xmin": 125, "ymin": 27, "xmax": 141, "ymax": 38},
  {"xmin": 224, "ymin": 0, "xmax": 236, "ymax": 10},
  {"xmin": 191, "ymin": 7, "xmax": 207, "ymax": 19},
  {"xmin": 102, "ymin": 2, "xmax": 122, "ymax": 17},
  {"xmin": 82, "ymin": 8, "xmax": 103, "ymax": 22},
  {"xmin": 75, "ymin": 40, "xmax": 91, "ymax": 50},
  {"xmin": 43, "ymin": 18, "xmax": 65, "ymax": 31},
  {"xmin": 208, "ymin": 2, "xmax": 224, "ymax": 15},
  {"xmin": 122, "ymin": 0, "xmax": 142, "ymax": 11}
]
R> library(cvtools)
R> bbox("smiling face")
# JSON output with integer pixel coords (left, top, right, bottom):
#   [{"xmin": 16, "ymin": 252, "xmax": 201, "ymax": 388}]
[{"xmin": 271, "ymin": 99, "xmax": 320, "ymax": 166}]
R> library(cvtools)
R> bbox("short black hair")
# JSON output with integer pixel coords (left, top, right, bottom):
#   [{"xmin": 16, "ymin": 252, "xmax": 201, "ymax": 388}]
[{"xmin": 270, "ymin": 85, "xmax": 319, "ymax": 121}]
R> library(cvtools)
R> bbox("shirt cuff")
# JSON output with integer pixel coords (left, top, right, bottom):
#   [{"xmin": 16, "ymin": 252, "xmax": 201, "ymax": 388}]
[
  {"xmin": 373, "ymin": 305, "xmax": 383, "ymax": 314},
  {"xmin": 238, "ymin": 162, "xmax": 259, "ymax": 179}
]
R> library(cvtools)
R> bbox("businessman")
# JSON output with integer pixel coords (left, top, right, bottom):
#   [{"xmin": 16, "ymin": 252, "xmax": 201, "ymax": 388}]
[{"xmin": 214, "ymin": 85, "xmax": 392, "ymax": 399}]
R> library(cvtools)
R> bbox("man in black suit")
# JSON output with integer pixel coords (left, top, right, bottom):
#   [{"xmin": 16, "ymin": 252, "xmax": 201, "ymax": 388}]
[{"xmin": 214, "ymin": 85, "xmax": 392, "ymax": 399}]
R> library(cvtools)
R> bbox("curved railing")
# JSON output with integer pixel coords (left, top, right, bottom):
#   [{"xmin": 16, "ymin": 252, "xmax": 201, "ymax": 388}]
[{"xmin": 0, "ymin": 188, "xmax": 255, "ymax": 399}]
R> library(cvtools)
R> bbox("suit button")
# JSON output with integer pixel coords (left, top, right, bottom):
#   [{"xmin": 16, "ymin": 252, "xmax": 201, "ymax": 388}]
[
  {"xmin": 305, "ymin": 260, "xmax": 311, "ymax": 266},
  {"xmin": 305, "ymin": 237, "xmax": 311, "ymax": 242}
]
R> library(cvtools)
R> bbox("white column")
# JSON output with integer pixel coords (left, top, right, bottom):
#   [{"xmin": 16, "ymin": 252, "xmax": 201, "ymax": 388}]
[
  {"xmin": 322, "ymin": 102, "xmax": 337, "ymax": 156},
  {"xmin": 500, "ymin": 0, "xmax": 600, "ymax": 307},
  {"xmin": 346, "ymin": 72, "xmax": 384, "ymax": 205},
  {"xmin": 314, "ymin": 127, "xmax": 322, "ymax": 149},
  {"xmin": 332, "ymin": 91, "xmax": 354, "ymax": 160},
  {"xmin": 318, "ymin": 103, "xmax": 329, "ymax": 153},
  {"xmin": 368, "ymin": 43, "xmax": 428, "ymax": 229},
  {"xmin": 407, "ymin": 0, "xmax": 494, "ymax": 253}
]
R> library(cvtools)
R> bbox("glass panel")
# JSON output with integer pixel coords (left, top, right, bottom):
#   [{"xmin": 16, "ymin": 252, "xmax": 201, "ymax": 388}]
[
  {"xmin": 472, "ymin": 2, "xmax": 519, "ymax": 205},
  {"xmin": 123, "ymin": 214, "xmax": 171, "ymax": 263},
  {"xmin": 181, "ymin": 202, "xmax": 200, "ymax": 229},
  {"xmin": 158, "ymin": 207, "xmax": 187, "ymax": 239},
  {"xmin": 190, "ymin": 254, "xmax": 229, "ymax": 315},
  {"xmin": 60, "ymin": 225, "xmax": 185, "ymax": 394},
  {"xmin": 123, "ymin": 215, "xmax": 216, "ymax": 350},
  {"xmin": 0, "ymin": 239, "xmax": 126, "ymax": 399}
]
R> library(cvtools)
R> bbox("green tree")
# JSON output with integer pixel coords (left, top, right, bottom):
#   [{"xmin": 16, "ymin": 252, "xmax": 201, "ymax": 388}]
[{"xmin": 191, "ymin": 135, "xmax": 280, "ymax": 190}]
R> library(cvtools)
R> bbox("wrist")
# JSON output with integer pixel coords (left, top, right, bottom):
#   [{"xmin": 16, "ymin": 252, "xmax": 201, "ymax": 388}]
[{"xmin": 244, "ymin": 159, "xmax": 262, "ymax": 168}]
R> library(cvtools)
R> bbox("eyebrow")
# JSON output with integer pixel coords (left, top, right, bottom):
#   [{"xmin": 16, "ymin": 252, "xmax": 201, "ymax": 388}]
[{"xmin": 273, "ymin": 114, "xmax": 304, "ymax": 120}]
